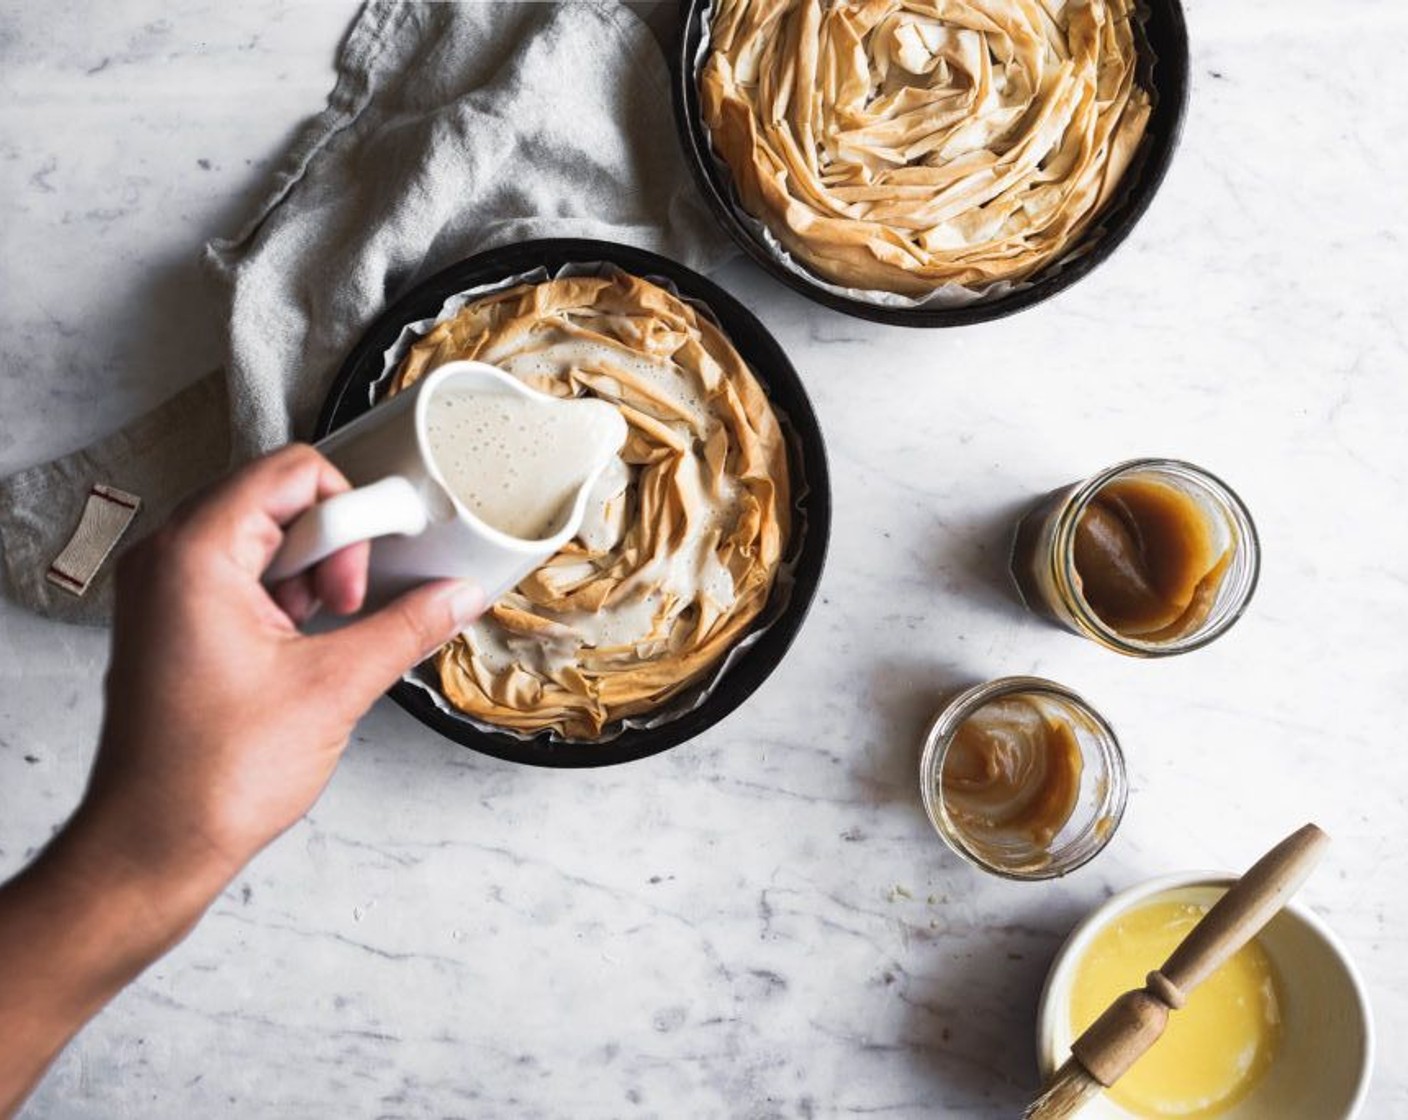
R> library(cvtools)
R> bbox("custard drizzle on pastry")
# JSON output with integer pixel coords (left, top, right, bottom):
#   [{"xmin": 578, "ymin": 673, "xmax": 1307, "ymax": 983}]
[{"xmin": 392, "ymin": 274, "xmax": 790, "ymax": 740}]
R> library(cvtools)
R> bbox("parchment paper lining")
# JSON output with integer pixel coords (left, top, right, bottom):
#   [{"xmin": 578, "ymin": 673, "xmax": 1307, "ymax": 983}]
[
  {"xmin": 370, "ymin": 260, "xmax": 808, "ymax": 745},
  {"xmin": 691, "ymin": 0, "xmax": 1159, "ymax": 310}
]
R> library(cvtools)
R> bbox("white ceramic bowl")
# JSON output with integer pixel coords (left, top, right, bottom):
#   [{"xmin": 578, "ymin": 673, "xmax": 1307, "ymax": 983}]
[{"xmin": 1036, "ymin": 874, "xmax": 1374, "ymax": 1119}]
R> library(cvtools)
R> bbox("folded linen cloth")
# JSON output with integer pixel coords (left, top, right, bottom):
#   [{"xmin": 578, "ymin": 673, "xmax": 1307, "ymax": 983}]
[{"xmin": 0, "ymin": 0, "xmax": 730, "ymax": 625}]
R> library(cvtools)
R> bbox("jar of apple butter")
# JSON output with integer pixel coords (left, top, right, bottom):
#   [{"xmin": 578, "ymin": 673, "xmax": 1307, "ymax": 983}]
[{"xmin": 1009, "ymin": 459, "xmax": 1260, "ymax": 656}]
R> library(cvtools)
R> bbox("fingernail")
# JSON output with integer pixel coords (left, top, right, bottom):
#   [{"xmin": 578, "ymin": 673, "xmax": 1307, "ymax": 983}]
[{"xmin": 445, "ymin": 582, "xmax": 485, "ymax": 627}]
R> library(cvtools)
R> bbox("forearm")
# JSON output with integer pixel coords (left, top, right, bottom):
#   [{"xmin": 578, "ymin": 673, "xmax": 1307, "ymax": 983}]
[
  {"xmin": 0, "ymin": 446, "xmax": 478, "ymax": 1116},
  {"xmin": 0, "ymin": 804, "xmax": 227, "ymax": 1117}
]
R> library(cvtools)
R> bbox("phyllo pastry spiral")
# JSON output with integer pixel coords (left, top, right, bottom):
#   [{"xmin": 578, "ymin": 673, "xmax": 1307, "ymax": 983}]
[
  {"xmin": 392, "ymin": 273, "xmax": 791, "ymax": 740},
  {"xmin": 700, "ymin": 0, "xmax": 1152, "ymax": 295}
]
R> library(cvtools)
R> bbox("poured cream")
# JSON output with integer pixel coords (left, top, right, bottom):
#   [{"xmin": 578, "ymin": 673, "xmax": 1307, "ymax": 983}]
[
  {"xmin": 425, "ymin": 387, "xmax": 625, "ymax": 540},
  {"xmin": 1070, "ymin": 899, "xmax": 1282, "ymax": 1118},
  {"xmin": 463, "ymin": 449, "xmax": 740, "ymax": 674},
  {"xmin": 498, "ymin": 338, "xmax": 713, "ymax": 424},
  {"xmin": 465, "ymin": 332, "xmax": 743, "ymax": 666}
]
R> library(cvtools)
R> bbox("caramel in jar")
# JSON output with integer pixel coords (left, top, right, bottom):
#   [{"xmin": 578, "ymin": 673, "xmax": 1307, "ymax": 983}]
[
  {"xmin": 1009, "ymin": 460, "xmax": 1258, "ymax": 655},
  {"xmin": 1072, "ymin": 478, "xmax": 1233, "ymax": 641},
  {"xmin": 922, "ymin": 678, "xmax": 1126, "ymax": 878},
  {"xmin": 940, "ymin": 696, "xmax": 1084, "ymax": 863}
]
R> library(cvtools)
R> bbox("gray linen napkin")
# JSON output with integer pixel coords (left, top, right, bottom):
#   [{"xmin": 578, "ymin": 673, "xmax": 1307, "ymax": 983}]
[{"xmin": 0, "ymin": 0, "xmax": 729, "ymax": 625}]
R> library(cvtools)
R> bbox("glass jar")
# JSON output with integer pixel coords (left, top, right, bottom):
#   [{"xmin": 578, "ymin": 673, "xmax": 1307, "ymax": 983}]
[
  {"xmin": 920, "ymin": 677, "xmax": 1127, "ymax": 880},
  {"xmin": 1009, "ymin": 458, "xmax": 1260, "ymax": 657}
]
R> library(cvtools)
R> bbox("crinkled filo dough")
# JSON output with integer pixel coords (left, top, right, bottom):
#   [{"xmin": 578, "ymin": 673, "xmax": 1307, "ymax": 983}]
[
  {"xmin": 700, "ymin": 0, "xmax": 1152, "ymax": 294},
  {"xmin": 392, "ymin": 275, "xmax": 791, "ymax": 740}
]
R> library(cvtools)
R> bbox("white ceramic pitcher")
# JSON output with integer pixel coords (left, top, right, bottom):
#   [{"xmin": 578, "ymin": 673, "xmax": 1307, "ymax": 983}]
[{"xmin": 267, "ymin": 360, "xmax": 627, "ymax": 609}]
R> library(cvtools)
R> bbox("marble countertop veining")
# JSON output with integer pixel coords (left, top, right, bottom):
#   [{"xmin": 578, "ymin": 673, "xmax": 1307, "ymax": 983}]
[{"xmin": 2, "ymin": 1, "xmax": 1406, "ymax": 1117}]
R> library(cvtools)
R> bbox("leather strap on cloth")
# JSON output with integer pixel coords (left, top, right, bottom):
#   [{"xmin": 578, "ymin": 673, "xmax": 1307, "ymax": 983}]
[{"xmin": 45, "ymin": 485, "xmax": 142, "ymax": 597}]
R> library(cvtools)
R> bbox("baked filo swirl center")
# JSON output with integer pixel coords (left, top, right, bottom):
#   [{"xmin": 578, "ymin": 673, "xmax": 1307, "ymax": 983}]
[
  {"xmin": 391, "ymin": 274, "xmax": 791, "ymax": 740},
  {"xmin": 701, "ymin": 0, "xmax": 1152, "ymax": 294}
]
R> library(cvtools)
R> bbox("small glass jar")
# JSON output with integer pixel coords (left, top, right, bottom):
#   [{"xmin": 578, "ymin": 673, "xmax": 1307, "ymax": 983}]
[
  {"xmin": 1009, "ymin": 458, "xmax": 1260, "ymax": 657},
  {"xmin": 920, "ymin": 677, "xmax": 1127, "ymax": 880}
]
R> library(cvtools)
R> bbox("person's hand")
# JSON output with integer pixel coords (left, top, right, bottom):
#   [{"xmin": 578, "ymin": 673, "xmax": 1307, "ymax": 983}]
[
  {"xmin": 0, "ymin": 444, "xmax": 482, "ymax": 1116},
  {"xmin": 84, "ymin": 442, "xmax": 485, "ymax": 903}
]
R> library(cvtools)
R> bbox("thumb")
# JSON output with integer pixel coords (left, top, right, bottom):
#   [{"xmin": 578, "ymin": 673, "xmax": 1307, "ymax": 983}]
[{"xmin": 316, "ymin": 580, "xmax": 486, "ymax": 702}]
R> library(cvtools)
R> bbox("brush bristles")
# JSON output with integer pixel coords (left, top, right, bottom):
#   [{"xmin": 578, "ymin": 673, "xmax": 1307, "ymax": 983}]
[{"xmin": 1023, "ymin": 1057, "xmax": 1105, "ymax": 1120}]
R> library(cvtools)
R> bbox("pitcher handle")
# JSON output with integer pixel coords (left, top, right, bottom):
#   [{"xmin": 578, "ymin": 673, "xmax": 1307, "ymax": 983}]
[{"xmin": 265, "ymin": 475, "xmax": 429, "ymax": 582}]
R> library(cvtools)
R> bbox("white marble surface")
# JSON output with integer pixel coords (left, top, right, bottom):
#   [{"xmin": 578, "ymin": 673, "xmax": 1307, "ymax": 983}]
[{"xmin": 2, "ymin": 1, "xmax": 1406, "ymax": 1116}]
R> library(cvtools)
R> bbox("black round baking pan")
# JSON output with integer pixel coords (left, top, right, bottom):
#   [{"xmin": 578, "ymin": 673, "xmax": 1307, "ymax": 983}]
[
  {"xmin": 317, "ymin": 238, "xmax": 831, "ymax": 768},
  {"xmin": 673, "ymin": 0, "xmax": 1189, "ymax": 327}
]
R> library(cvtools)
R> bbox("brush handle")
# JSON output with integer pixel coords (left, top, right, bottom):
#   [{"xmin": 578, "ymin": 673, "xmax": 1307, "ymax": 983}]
[
  {"xmin": 1159, "ymin": 823, "xmax": 1329, "ymax": 997},
  {"xmin": 1071, "ymin": 822, "xmax": 1329, "ymax": 1088}
]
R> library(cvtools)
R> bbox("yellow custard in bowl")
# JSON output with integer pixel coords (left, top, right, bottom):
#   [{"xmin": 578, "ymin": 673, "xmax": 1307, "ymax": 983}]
[{"xmin": 1069, "ymin": 899, "xmax": 1281, "ymax": 1118}]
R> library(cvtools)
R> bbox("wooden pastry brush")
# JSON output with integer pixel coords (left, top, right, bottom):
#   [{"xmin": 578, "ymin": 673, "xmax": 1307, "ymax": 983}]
[{"xmin": 1024, "ymin": 822, "xmax": 1330, "ymax": 1120}]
